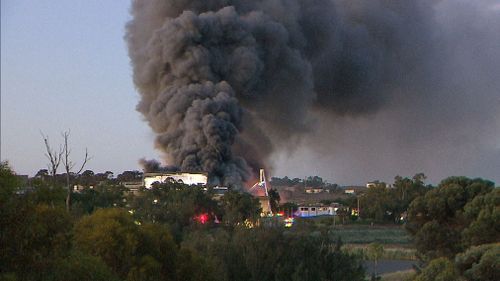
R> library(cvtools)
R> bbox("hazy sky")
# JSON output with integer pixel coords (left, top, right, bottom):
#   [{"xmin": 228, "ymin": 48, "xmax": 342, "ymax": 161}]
[
  {"xmin": 2, "ymin": 1, "xmax": 499, "ymax": 185},
  {"xmin": 2, "ymin": 1, "xmax": 157, "ymax": 177}
]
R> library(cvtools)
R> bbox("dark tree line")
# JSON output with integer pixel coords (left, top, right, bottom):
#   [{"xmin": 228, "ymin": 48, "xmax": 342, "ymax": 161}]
[
  {"xmin": 406, "ymin": 177, "xmax": 499, "ymax": 281},
  {"xmin": 357, "ymin": 174, "xmax": 431, "ymax": 223},
  {"xmin": 0, "ymin": 162, "xmax": 365, "ymax": 281},
  {"xmin": 4, "ymin": 159, "xmax": 497, "ymax": 281},
  {"xmin": 270, "ymin": 175, "xmax": 339, "ymax": 191}
]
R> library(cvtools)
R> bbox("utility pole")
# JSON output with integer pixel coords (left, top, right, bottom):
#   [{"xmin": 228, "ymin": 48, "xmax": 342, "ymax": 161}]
[{"xmin": 357, "ymin": 196, "xmax": 361, "ymax": 219}]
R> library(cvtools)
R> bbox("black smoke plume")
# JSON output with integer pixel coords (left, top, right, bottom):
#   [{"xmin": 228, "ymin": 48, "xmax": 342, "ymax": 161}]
[
  {"xmin": 139, "ymin": 158, "xmax": 179, "ymax": 173},
  {"xmin": 127, "ymin": 0, "xmax": 500, "ymax": 187}
]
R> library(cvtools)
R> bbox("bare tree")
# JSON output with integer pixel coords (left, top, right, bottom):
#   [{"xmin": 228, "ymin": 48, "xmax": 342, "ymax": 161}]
[
  {"xmin": 41, "ymin": 132, "xmax": 64, "ymax": 188},
  {"xmin": 61, "ymin": 130, "xmax": 90, "ymax": 212}
]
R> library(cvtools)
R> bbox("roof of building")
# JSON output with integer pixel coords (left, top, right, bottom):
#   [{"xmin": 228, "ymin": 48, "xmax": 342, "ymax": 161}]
[{"xmin": 144, "ymin": 171, "xmax": 208, "ymax": 176}]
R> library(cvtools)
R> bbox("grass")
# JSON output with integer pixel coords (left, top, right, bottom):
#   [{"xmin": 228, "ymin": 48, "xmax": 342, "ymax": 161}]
[
  {"xmin": 380, "ymin": 270, "xmax": 415, "ymax": 281},
  {"xmin": 328, "ymin": 224, "xmax": 412, "ymax": 245},
  {"xmin": 292, "ymin": 218, "xmax": 417, "ymax": 260},
  {"xmin": 344, "ymin": 245, "xmax": 417, "ymax": 260}
]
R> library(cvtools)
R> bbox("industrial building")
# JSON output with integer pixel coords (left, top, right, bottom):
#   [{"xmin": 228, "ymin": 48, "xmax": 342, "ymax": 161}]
[
  {"xmin": 143, "ymin": 172, "xmax": 208, "ymax": 188},
  {"xmin": 295, "ymin": 203, "xmax": 342, "ymax": 218}
]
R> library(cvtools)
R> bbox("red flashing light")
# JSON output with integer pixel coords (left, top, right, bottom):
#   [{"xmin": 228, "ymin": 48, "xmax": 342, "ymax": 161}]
[{"xmin": 195, "ymin": 213, "xmax": 209, "ymax": 224}]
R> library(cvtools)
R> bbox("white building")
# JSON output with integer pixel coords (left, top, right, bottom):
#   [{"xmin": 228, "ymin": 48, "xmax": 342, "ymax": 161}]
[
  {"xmin": 143, "ymin": 172, "xmax": 208, "ymax": 189},
  {"xmin": 305, "ymin": 188, "xmax": 324, "ymax": 194},
  {"xmin": 296, "ymin": 205, "xmax": 337, "ymax": 217}
]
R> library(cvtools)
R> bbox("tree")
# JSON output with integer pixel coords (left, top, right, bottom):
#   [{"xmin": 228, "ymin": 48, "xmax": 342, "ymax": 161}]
[
  {"xmin": 61, "ymin": 130, "xmax": 90, "ymax": 212},
  {"xmin": 128, "ymin": 182, "xmax": 219, "ymax": 240},
  {"xmin": 305, "ymin": 176, "xmax": 325, "ymax": 188},
  {"xmin": 117, "ymin": 170, "xmax": 143, "ymax": 182},
  {"xmin": 71, "ymin": 183, "xmax": 127, "ymax": 216},
  {"xmin": 0, "ymin": 161, "xmax": 19, "ymax": 202},
  {"xmin": 51, "ymin": 251, "xmax": 120, "ymax": 281},
  {"xmin": 1, "ymin": 201, "xmax": 73, "ymax": 280},
  {"xmin": 220, "ymin": 191, "xmax": 261, "ymax": 227},
  {"xmin": 391, "ymin": 174, "xmax": 431, "ymax": 222},
  {"xmin": 413, "ymin": 258, "xmax": 459, "ymax": 281},
  {"xmin": 406, "ymin": 177, "xmax": 494, "ymax": 259},
  {"xmin": 41, "ymin": 132, "xmax": 64, "ymax": 188},
  {"xmin": 74, "ymin": 208, "xmax": 141, "ymax": 278},
  {"xmin": 406, "ymin": 176, "xmax": 498, "ymax": 281},
  {"xmin": 74, "ymin": 208, "xmax": 181, "ymax": 280},
  {"xmin": 367, "ymin": 243, "xmax": 384, "ymax": 278},
  {"xmin": 35, "ymin": 168, "xmax": 49, "ymax": 179},
  {"xmin": 455, "ymin": 243, "xmax": 500, "ymax": 281},
  {"xmin": 268, "ymin": 188, "xmax": 280, "ymax": 213},
  {"xmin": 174, "ymin": 248, "xmax": 216, "ymax": 281},
  {"xmin": 359, "ymin": 184, "xmax": 393, "ymax": 221},
  {"xmin": 462, "ymin": 189, "xmax": 500, "ymax": 247}
]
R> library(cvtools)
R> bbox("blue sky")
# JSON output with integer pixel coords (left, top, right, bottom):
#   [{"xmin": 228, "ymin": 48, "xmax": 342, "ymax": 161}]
[{"xmin": 1, "ymin": 1, "xmax": 157, "ymax": 176}]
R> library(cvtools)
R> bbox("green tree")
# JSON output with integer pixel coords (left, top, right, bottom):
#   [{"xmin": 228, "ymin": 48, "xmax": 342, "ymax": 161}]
[
  {"xmin": 1, "ymin": 202, "xmax": 73, "ymax": 280},
  {"xmin": 181, "ymin": 226, "xmax": 365, "ymax": 281},
  {"xmin": 72, "ymin": 182, "xmax": 126, "ymax": 216},
  {"xmin": 268, "ymin": 188, "xmax": 280, "ymax": 213},
  {"xmin": 50, "ymin": 251, "xmax": 120, "ymax": 281},
  {"xmin": 129, "ymin": 183, "xmax": 219, "ymax": 240},
  {"xmin": 0, "ymin": 161, "xmax": 19, "ymax": 199},
  {"xmin": 74, "ymin": 208, "xmax": 180, "ymax": 280},
  {"xmin": 462, "ymin": 189, "xmax": 500, "ymax": 247},
  {"xmin": 74, "ymin": 208, "xmax": 141, "ymax": 278},
  {"xmin": 406, "ymin": 177, "xmax": 494, "ymax": 259},
  {"xmin": 455, "ymin": 243, "xmax": 500, "ymax": 281},
  {"xmin": 133, "ymin": 223, "xmax": 177, "ymax": 280},
  {"xmin": 367, "ymin": 243, "xmax": 384, "ymax": 277},
  {"xmin": 414, "ymin": 258, "xmax": 459, "ymax": 281},
  {"xmin": 175, "ymin": 248, "xmax": 216, "ymax": 281},
  {"xmin": 391, "ymin": 173, "xmax": 431, "ymax": 221},
  {"xmin": 359, "ymin": 184, "xmax": 393, "ymax": 221},
  {"xmin": 127, "ymin": 255, "xmax": 163, "ymax": 281},
  {"xmin": 220, "ymin": 191, "xmax": 261, "ymax": 226},
  {"xmin": 1, "ymin": 163, "xmax": 79, "ymax": 279}
]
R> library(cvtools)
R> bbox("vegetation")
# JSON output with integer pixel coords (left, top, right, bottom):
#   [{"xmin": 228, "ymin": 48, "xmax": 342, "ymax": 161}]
[
  {"xmin": 358, "ymin": 174, "xmax": 431, "ymax": 223},
  {"xmin": 379, "ymin": 270, "xmax": 415, "ymax": 281},
  {"xmin": 3, "ymin": 160, "xmax": 498, "ymax": 280},
  {"xmin": 367, "ymin": 243, "xmax": 384, "ymax": 277},
  {"xmin": 405, "ymin": 177, "xmax": 499, "ymax": 281},
  {"xmin": 0, "ymin": 163, "xmax": 365, "ymax": 281},
  {"xmin": 329, "ymin": 225, "xmax": 412, "ymax": 245},
  {"xmin": 270, "ymin": 175, "xmax": 339, "ymax": 191}
]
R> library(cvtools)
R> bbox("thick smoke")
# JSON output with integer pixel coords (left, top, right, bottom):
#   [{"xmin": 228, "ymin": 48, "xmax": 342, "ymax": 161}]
[
  {"xmin": 139, "ymin": 158, "xmax": 179, "ymax": 173},
  {"xmin": 127, "ymin": 0, "xmax": 500, "ymax": 187}
]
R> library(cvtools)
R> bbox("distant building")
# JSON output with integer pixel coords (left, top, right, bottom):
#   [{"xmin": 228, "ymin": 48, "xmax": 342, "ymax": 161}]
[
  {"xmin": 143, "ymin": 172, "xmax": 208, "ymax": 188},
  {"xmin": 366, "ymin": 181, "xmax": 392, "ymax": 188},
  {"xmin": 121, "ymin": 181, "xmax": 143, "ymax": 194},
  {"xmin": 342, "ymin": 186, "xmax": 366, "ymax": 194},
  {"xmin": 259, "ymin": 196, "xmax": 272, "ymax": 214},
  {"xmin": 305, "ymin": 187, "xmax": 324, "ymax": 194},
  {"xmin": 210, "ymin": 186, "xmax": 229, "ymax": 200},
  {"xmin": 295, "ymin": 205, "xmax": 338, "ymax": 217},
  {"xmin": 248, "ymin": 169, "xmax": 273, "ymax": 215},
  {"xmin": 73, "ymin": 184, "xmax": 86, "ymax": 193},
  {"xmin": 15, "ymin": 175, "xmax": 29, "ymax": 188}
]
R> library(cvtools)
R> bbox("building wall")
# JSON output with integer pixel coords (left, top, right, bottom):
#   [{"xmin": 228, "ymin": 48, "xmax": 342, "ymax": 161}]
[
  {"xmin": 259, "ymin": 197, "xmax": 272, "ymax": 214},
  {"xmin": 144, "ymin": 172, "xmax": 208, "ymax": 188},
  {"xmin": 296, "ymin": 206, "xmax": 335, "ymax": 217}
]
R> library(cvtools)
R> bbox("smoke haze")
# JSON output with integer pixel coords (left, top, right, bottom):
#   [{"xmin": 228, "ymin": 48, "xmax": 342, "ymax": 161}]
[{"xmin": 127, "ymin": 0, "xmax": 500, "ymax": 187}]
